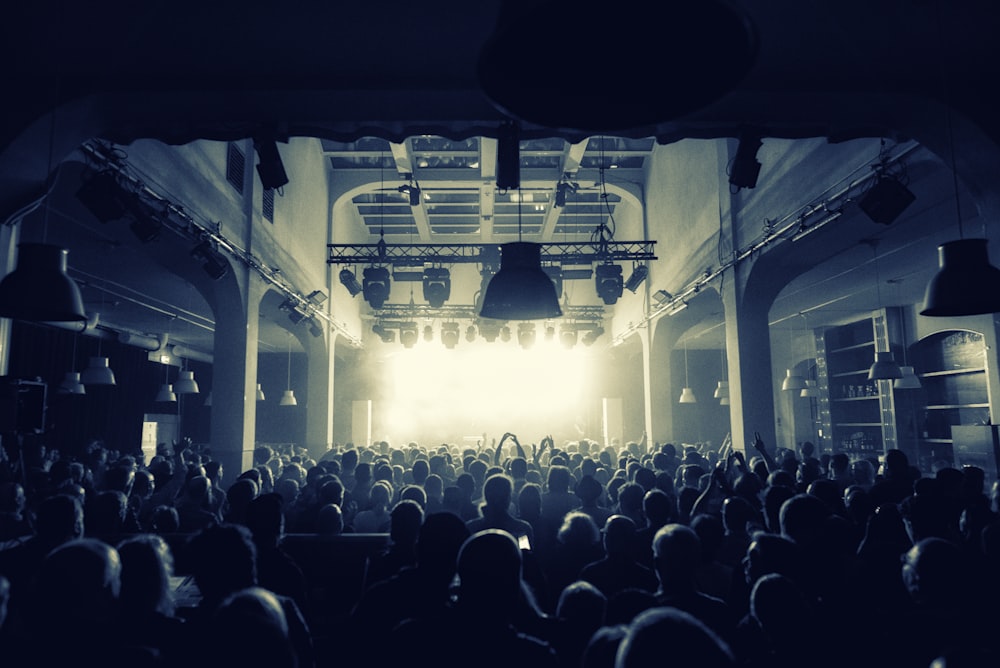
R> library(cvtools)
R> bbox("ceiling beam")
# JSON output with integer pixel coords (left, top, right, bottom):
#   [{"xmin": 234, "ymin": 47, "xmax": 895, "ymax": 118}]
[{"xmin": 540, "ymin": 138, "xmax": 590, "ymax": 241}]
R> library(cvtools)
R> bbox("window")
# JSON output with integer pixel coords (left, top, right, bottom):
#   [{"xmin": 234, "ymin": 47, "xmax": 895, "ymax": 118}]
[
  {"xmin": 263, "ymin": 188, "xmax": 275, "ymax": 222},
  {"xmin": 226, "ymin": 142, "xmax": 245, "ymax": 194}
]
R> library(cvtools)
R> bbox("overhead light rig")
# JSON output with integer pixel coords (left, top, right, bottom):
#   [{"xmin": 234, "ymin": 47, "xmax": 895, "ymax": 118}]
[{"xmin": 328, "ymin": 241, "xmax": 656, "ymax": 266}]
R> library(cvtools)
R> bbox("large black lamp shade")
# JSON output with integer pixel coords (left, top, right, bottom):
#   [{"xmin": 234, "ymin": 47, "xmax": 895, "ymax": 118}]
[
  {"xmin": 920, "ymin": 239, "xmax": 1000, "ymax": 316},
  {"xmin": 0, "ymin": 243, "xmax": 87, "ymax": 322},
  {"xmin": 479, "ymin": 242, "xmax": 562, "ymax": 320}
]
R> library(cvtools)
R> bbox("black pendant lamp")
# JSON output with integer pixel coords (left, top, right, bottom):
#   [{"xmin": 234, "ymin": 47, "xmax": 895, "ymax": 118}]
[
  {"xmin": 920, "ymin": 239, "xmax": 1000, "ymax": 316},
  {"xmin": 480, "ymin": 242, "xmax": 562, "ymax": 320},
  {"xmin": 0, "ymin": 243, "xmax": 87, "ymax": 322},
  {"xmin": 480, "ymin": 178, "xmax": 562, "ymax": 320}
]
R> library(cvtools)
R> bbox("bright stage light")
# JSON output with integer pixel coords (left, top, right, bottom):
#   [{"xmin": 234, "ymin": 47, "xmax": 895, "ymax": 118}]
[{"xmin": 381, "ymin": 338, "xmax": 591, "ymax": 441}]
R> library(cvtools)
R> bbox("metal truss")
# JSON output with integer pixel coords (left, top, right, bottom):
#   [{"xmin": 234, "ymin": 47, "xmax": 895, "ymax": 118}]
[
  {"xmin": 328, "ymin": 241, "xmax": 657, "ymax": 267},
  {"xmin": 371, "ymin": 303, "xmax": 607, "ymax": 324}
]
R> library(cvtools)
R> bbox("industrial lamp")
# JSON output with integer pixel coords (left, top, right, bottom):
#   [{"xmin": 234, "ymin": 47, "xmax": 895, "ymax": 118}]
[
  {"xmin": 920, "ymin": 239, "xmax": 1000, "ymax": 316},
  {"xmin": 781, "ymin": 369, "xmax": 807, "ymax": 392},
  {"xmin": 517, "ymin": 322, "xmax": 536, "ymax": 349},
  {"xmin": 679, "ymin": 340, "xmax": 697, "ymax": 404},
  {"xmin": 479, "ymin": 242, "xmax": 563, "ymax": 320},
  {"xmin": 279, "ymin": 333, "xmax": 297, "ymax": 406},
  {"xmin": 0, "ymin": 244, "xmax": 88, "ymax": 322},
  {"xmin": 81, "ymin": 355, "xmax": 117, "ymax": 386},
  {"xmin": 174, "ymin": 369, "xmax": 200, "ymax": 394},
  {"xmin": 155, "ymin": 364, "xmax": 176, "ymax": 403}
]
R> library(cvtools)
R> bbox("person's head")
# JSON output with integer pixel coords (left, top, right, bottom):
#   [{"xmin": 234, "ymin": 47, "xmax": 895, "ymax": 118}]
[
  {"xmin": 318, "ymin": 477, "xmax": 345, "ymax": 507},
  {"xmin": 690, "ymin": 513, "xmax": 725, "ymax": 562},
  {"xmin": 389, "ymin": 499, "xmax": 424, "ymax": 546},
  {"xmin": 575, "ymin": 474, "xmax": 604, "ymax": 506},
  {"xmin": 642, "ymin": 488, "xmax": 676, "ymax": 528},
  {"xmin": 424, "ymin": 473, "xmax": 444, "ymax": 501},
  {"xmin": 246, "ymin": 492, "xmax": 286, "ymax": 543},
  {"xmin": 151, "ymin": 504, "xmax": 180, "ymax": 533},
  {"xmin": 369, "ymin": 479, "xmax": 392, "ymax": 508},
  {"xmin": 482, "ymin": 473, "xmax": 514, "ymax": 511},
  {"xmin": 901, "ymin": 537, "xmax": 968, "ymax": 608},
  {"xmin": 316, "ymin": 503, "xmax": 344, "ymax": 536},
  {"xmin": 778, "ymin": 493, "xmax": 831, "ymax": 548},
  {"xmin": 36, "ymin": 493, "xmax": 84, "ymax": 544},
  {"xmin": 416, "ymin": 511, "xmax": 471, "ymax": 581},
  {"xmin": 117, "ymin": 533, "xmax": 175, "ymax": 616},
  {"xmin": 547, "ymin": 465, "xmax": 573, "ymax": 493},
  {"xmin": 104, "ymin": 465, "xmax": 135, "ymax": 495},
  {"xmin": 558, "ymin": 511, "xmax": 601, "ymax": 547},
  {"xmin": 557, "ymin": 580, "xmax": 607, "ymax": 630},
  {"xmin": 411, "ymin": 458, "xmax": 430, "ymax": 485},
  {"xmin": 517, "ymin": 481, "xmax": 542, "ymax": 519},
  {"xmin": 400, "ymin": 484, "xmax": 427, "ymax": 509},
  {"xmin": 750, "ymin": 573, "xmax": 811, "ymax": 642},
  {"xmin": 743, "ymin": 531, "xmax": 802, "ymax": 588},
  {"xmin": 212, "ymin": 586, "xmax": 295, "ymax": 668},
  {"xmin": 34, "ymin": 538, "xmax": 122, "ymax": 626},
  {"xmin": 722, "ymin": 495, "xmax": 758, "ymax": 535},
  {"xmin": 582, "ymin": 624, "xmax": 628, "ymax": 668},
  {"xmin": 457, "ymin": 529, "xmax": 522, "ymax": 616},
  {"xmin": 617, "ymin": 482, "xmax": 645, "ymax": 515},
  {"xmin": 615, "ymin": 606, "xmax": 734, "ymax": 668},
  {"xmin": 602, "ymin": 514, "xmax": 638, "ymax": 556},
  {"xmin": 186, "ymin": 523, "xmax": 257, "ymax": 605},
  {"xmin": 226, "ymin": 477, "xmax": 260, "ymax": 517},
  {"xmin": 274, "ymin": 477, "xmax": 300, "ymax": 508},
  {"xmin": 88, "ymin": 489, "xmax": 128, "ymax": 536},
  {"xmin": 509, "ymin": 457, "xmax": 528, "ymax": 480},
  {"xmin": 651, "ymin": 524, "xmax": 701, "ymax": 589}
]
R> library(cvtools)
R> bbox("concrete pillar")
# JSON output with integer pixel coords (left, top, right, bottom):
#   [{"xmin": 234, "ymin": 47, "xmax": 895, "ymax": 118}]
[
  {"xmin": 303, "ymin": 328, "xmax": 334, "ymax": 461},
  {"xmin": 721, "ymin": 267, "xmax": 777, "ymax": 451}
]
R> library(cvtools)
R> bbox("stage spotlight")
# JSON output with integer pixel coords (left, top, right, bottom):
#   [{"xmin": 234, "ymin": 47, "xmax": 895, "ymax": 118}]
[
  {"xmin": 191, "ymin": 242, "xmax": 230, "ymax": 280},
  {"xmin": 545, "ymin": 325, "xmax": 555, "ymax": 341},
  {"xmin": 479, "ymin": 320, "xmax": 501, "ymax": 342},
  {"xmin": 399, "ymin": 180, "xmax": 422, "ymax": 206},
  {"xmin": 595, "ymin": 263, "xmax": 624, "ymax": 305},
  {"xmin": 422, "ymin": 267, "xmax": 451, "ymax": 308},
  {"xmin": 400, "ymin": 322, "xmax": 418, "ymax": 349},
  {"xmin": 553, "ymin": 181, "xmax": 577, "ymax": 208},
  {"xmin": 340, "ymin": 269, "xmax": 363, "ymax": 296},
  {"xmin": 499, "ymin": 325, "xmax": 511, "ymax": 342},
  {"xmin": 729, "ymin": 134, "xmax": 763, "ymax": 190},
  {"xmin": 307, "ymin": 290, "xmax": 328, "ymax": 304},
  {"xmin": 75, "ymin": 170, "xmax": 128, "ymax": 223},
  {"xmin": 253, "ymin": 137, "xmax": 289, "ymax": 190},
  {"xmin": 363, "ymin": 266, "xmax": 391, "ymax": 308},
  {"xmin": 423, "ymin": 324, "xmax": 434, "ymax": 342},
  {"xmin": 582, "ymin": 326, "xmax": 605, "ymax": 346},
  {"xmin": 372, "ymin": 323, "xmax": 395, "ymax": 343},
  {"xmin": 308, "ymin": 318, "xmax": 324, "ymax": 338},
  {"xmin": 466, "ymin": 325, "xmax": 477, "ymax": 342},
  {"xmin": 859, "ymin": 175, "xmax": 915, "ymax": 225},
  {"xmin": 560, "ymin": 327, "xmax": 578, "ymax": 349},
  {"xmin": 624, "ymin": 265, "xmax": 648, "ymax": 293},
  {"xmin": 517, "ymin": 322, "xmax": 536, "ymax": 349},
  {"xmin": 441, "ymin": 322, "xmax": 460, "ymax": 349}
]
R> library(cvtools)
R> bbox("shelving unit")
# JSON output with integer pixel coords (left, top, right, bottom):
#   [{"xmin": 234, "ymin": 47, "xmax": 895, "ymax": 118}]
[
  {"xmin": 818, "ymin": 311, "xmax": 898, "ymax": 461},
  {"xmin": 909, "ymin": 330, "xmax": 991, "ymax": 472}
]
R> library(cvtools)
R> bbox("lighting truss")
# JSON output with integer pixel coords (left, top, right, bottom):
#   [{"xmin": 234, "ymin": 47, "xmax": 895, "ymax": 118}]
[
  {"xmin": 328, "ymin": 241, "xmax": 657, "ymax": 267},
  {"xmin": 371, "ymin": 303, "xmax": 605, "ymax": 325}
]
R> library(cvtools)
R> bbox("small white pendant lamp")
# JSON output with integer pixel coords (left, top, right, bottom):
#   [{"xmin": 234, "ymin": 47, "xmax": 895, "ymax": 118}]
[
  {"xmin": 59, "ymin": 371, "xmax": 86, "ymax": 395},
  {"xmin": 81, "ymin": 355, "xmax": 116, "ymax": 386},
  {"xmin": 155, "ymin": 362, "xmax": 176, "ymax": 402},
  {"xmin": 799, "ymin": 379, "xmax": 819, "ymax": 398},
  {"xmin": 174, "ymin": 369, "xmax": 200, "ymax": 394},
  {"xmin": 256, "ymin": 383, "xmax": 266, "ymax": 401},
  {"xmin": 679, "ymin": 339, "xmax": 697, "ymax": 403},
  {"xmin": 279, "ymin": 332, "xmax": 297, "ymax": 406}
]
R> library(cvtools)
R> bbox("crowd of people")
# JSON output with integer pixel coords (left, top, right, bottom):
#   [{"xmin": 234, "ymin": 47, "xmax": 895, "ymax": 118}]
[{"xmin": 0, "ymin": 430, "xmax": 999, "ymax": 667}]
